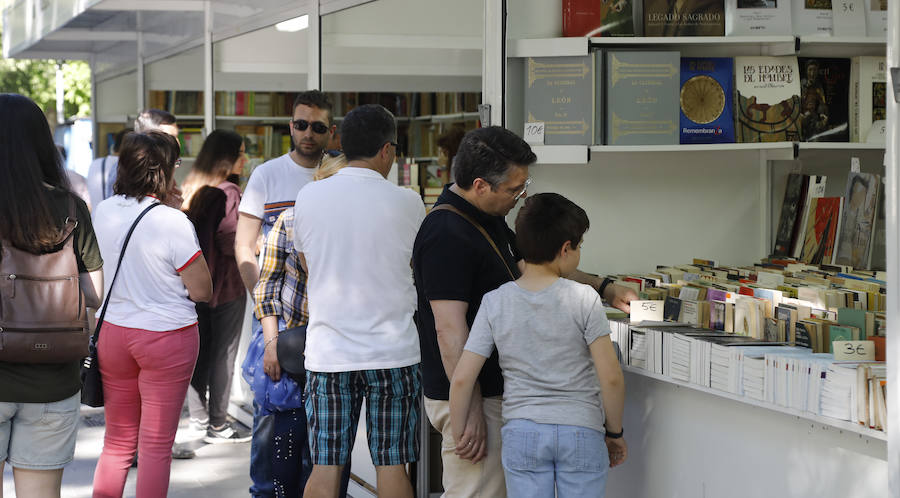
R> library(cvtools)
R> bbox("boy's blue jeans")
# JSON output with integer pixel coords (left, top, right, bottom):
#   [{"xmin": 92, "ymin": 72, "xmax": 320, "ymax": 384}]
[{"xmin": 501, "ymin": 419, "xmax": 610, "ymax": 498}]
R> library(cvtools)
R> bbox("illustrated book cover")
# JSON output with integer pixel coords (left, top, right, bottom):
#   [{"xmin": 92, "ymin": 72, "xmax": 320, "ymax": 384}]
[
  {"xmin": 799, "ymin": 196, "xmax": 843, "ymax": 265},
  {"xmin": 643, "ymin": 0, "xmax": 725, "ymax": 36},
  {"xmin": 798, "ymin": 57, "xmax": 850, "ymax": 142},
  {"xmin": 679, "ymin": 57, "xmax": 734, "ymax": 144},
  {"xmin": 734, "ymin": 56, "xmax": 802, "ymax": 143},
  {"xmin": 834, "ymin": 171, "xmax": 880, "ymax": 269},
  {"xmin": 563, "ymin": 0, "xmax": 637, "ymax": 36},
  {"xmin": 773, "ymin": 173, "xmax": 805, "ymax": 257},
  {"xmin": 850, "ymin": 56, "xmax": 887, "ymax": 142}
]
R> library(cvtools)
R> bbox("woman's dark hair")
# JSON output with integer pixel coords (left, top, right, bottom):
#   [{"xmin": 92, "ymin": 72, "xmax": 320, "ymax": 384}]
[
  {"xmin": 340, "ymin": 104, "xmax": 396, "ymax": 161},
  {"xmin": 181, "ymin": 129, "xmax": 243, "ymax": 209},
  {"xmin": 453, "ymin": 127, "xmax": 536, "ymax": 190},
  {"xmin": 114, "ymin": 131, "xmax": 181, "ymax": 202},
  {"xmin": 515, "ymin": 193, "xmax": 589, "ymax": 264},
  {"xmin": 437, "ymin": 125, "xmax": 466, "ymax": 169},
  {"xmin": 0, "ymin": 93, "xmax": 72, "ymax": 252}
]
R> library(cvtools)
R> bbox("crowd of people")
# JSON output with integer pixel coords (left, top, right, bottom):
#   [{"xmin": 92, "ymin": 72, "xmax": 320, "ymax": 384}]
[{"xmin": 0, "ymin": 89, "xmax": 636, "ymax": 498}]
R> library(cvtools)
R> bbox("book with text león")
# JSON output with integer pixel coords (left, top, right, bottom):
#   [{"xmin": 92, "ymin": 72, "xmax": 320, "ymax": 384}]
[
  {"xmin": 734, "ymin": 56, "xmax": 802, "ymax": 143},
  {"xmin": 606, "ymin": 51, "xmax": 680, "ymax": 145},
  {"xmin": 524, "ymin": 55, "xmax": 595, "ymax": 145}
]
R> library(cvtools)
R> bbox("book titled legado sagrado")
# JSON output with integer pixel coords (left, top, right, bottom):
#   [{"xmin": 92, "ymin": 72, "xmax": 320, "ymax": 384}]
[{"xmin": 679, "ymin": 57, "xmax": 734, "ymax": 144}]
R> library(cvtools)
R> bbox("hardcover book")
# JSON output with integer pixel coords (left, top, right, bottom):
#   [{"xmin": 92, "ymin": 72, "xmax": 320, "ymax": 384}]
[
  {"xmin": 791, "ymin": 0, "xmax": 833, "ymax": 36},
  {"xmin": 524, "ymin": 55, "xmax": 595, "ymax": 145},
  {"xmin": 643, "ymin": 0, "xmax": 724, "ymax": 36},
  {"xmin": 563, "ymin": 0, "xmax": 637, "ymax": 36},
  {"xmin": 734, "ymin": 56, "xmax": 802, "ymax": 143},
  {"xmin": 724, "ymin": 0, "xmax": 792, "ymax": 36},
  {"xmin": 834, "ymin": 171, "xmax": 880, "ymax": 269},
  {"xmin": 850, "ymin": 56, "xmax": 887, "ymax": 142},
  {"xmin": 865, "ymin": 0, "xmax": 887, "ymax": 37},
  {"xmin": 679, "ymin": 57, "xmax": 734, "ymax": 144},
  {"xmin": 773, "ymin": 173, "xmax": 805, "ymax": 257},
  {"xmin": 606, "ymin": 51, "xmax": 680, "ymax": 145},
  {"xmin": 798, "ymin": 58, "xmax": 850, "ymax": 142},
  {"xmin": 799, "ymin": 197, "xmax": 843, "ymax": 265}
]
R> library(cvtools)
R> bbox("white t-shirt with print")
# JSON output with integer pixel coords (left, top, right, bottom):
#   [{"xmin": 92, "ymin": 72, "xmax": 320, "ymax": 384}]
[
  {"xmin": 293, "ymin": 167, "xmax": 426, "ymax": 372},
  {"xmin": 92, "ymin": 195, "xmax": 202, "ymax": 331},
  {"xmin": 238, "ymin": 153, "xmax": 316, "ymax": 227}
]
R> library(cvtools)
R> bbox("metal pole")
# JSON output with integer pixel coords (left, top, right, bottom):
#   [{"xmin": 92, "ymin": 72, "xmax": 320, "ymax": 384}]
[
  {"xmin": 885, "ymin": 1, "xmax": 899, "ymax": 495},
  {"xmin": 55, "ymin": 60, "xmax": 65, "ymax": 125},
  {"xmin": 203, "ymin": 0, "xmax": 214, "ymax": 135},
  {"xmin": 307, "ymin": 0, "xmax": 321, "ymax": 91},
  {"xmin": 136, "ymin": 11, "xmax": 145, "ymax": 113}
]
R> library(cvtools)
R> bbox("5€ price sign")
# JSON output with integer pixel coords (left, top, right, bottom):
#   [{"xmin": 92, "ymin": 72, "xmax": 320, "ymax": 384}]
[
  {"xmin": 524, "ymin": 121, "xmax": 545, "ymax": 145},
  {"xmin": 630, "ymin": 300, "xmax": 665, "ymax": 324},
  {"xmin": 832, "ymin": 341, "xmax": 875, "ymax": 361}
]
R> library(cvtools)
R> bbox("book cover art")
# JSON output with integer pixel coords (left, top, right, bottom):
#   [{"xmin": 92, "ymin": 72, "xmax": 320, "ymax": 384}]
[
  {"xmin": 799, "ymin": 58, "xmax": 850, "ymax": 142},
  {"xmin": 664, "ymin": 296, "xmax": 683, "ymax": 321},
  {"xmin": 725, "ymin": 0, "xmax": 791, "ymax": 36},
  {"xmin": 734, "ymin": 56, "xmax": 802, "ymax": 143},
  {"xmin": 791, "ymin": 0, "xmax": 833, "ymax": 36},
  {"xmin": 643, "ymin": 0, "xmax": 724, "ymax": 36},
  {"xmin": 773, "ymin": 173, "xmax": 805, "ymax": 257},
  {"xmin": 834, "ymin": 172, "xmax": 880, "ymax": 268},
  {"xmin": 799, "ymin": 197, "xmax": 843, "ymax": 265},
  {"xmin": 563, "ymin": 0, "xmax": 636, "ymax": 36},
  {"xmin": 850, "ymin": 56, "xmax": 887, "ymax": 142},
  {"xmin": 605, "ymin": 51, "xmax": 680, "ymax": 145},
  {"xmin": 524, "ymin": 55, "xmax": 595, "ymax": 145},
  {"xmin": 679, "ymin": 57, "xmax": 734, "ymax": 144},
  {"xmin": 795, "ymin": 322, "xmax": 813, "ymax": 349}
]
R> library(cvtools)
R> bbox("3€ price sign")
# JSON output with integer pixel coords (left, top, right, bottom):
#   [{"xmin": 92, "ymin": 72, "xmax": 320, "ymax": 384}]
[
  {"xmin": 524, "ymin": 121, "xmax": 545, "ymax": 145},
  {"xmin": 630, "ymin": 300, "xmax": 665, "ymax": 324},
  {"xmin": 832, "ymin": 340, "xmax": 875, "ymax": 361},
  {"xmin": 832, "ymin": 0, "xmax": 866, "ymax": 37}
]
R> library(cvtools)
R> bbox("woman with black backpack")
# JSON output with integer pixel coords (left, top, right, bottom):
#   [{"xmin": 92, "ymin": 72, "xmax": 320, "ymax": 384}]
[{"xmin": 0, "ymin": 93, "xmax": 104, "ymax": 498}]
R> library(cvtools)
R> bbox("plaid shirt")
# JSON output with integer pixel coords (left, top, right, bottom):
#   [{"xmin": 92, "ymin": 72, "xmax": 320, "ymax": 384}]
[{"xmin": 252, "ymin": 209, "xmax": 308, "ymax": 328}]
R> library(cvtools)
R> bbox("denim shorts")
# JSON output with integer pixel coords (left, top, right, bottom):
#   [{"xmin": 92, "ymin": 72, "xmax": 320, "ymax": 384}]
[
  {"xmin": 501, "ymin": 418, "xmax": 610, "ymax": 498},
  {"xmin": 0, "ymin": 392, "xmax": 81, "ymax": 470}
]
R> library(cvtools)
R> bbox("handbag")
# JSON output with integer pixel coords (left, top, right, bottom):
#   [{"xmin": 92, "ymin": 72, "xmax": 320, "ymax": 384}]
[
  {"xmin": 276, "ymin": 325, "xmax": 307, "ymax": 385},
  {"xmin": 81, "ymin": 202, "xmax": 160, "ymax": 407}
]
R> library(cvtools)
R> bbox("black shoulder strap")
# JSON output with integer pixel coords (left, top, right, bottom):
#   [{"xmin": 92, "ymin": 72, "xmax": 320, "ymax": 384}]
[
  {"xmin": 100, "ymin": 156, "xmax": 108, "ymax": 200},
  {"xmin": 429, "ymin": 204, "xmax": 516, "ymax": 280},
  {"xmin": 90, "ymin": 202, "xmax": 160, "ymax": 343}
]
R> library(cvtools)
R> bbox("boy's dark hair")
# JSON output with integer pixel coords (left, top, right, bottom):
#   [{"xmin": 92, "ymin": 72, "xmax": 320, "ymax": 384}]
[
  {"xmin": 340, "ymin": 104, "xmax": 396, "ymax": 161},
  {"xmin": 114, "ymin": 131, "xmax": 181, "ymax": 203},
  {"xmin": 292, "ymin": 90, "xmax": 334, "ymax": 124},
  {"xmin": 134, "ymin": 109, "xmax": 176, "ymax": 133},
  {"xmin": 453, "ymin": 126, "xmax": 536, "ymax": 189},
  {"xmin": 515, "ymin": 193, "xmax": 589, "ymax": 264}
]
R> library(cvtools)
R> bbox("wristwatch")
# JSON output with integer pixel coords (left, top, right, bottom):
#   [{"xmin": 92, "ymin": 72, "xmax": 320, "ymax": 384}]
[
  {"xmin": 597, "ymin": 277, "xmax": 613, "ymax": 299},
  {"xmin": 605, "ymin": 427, "xmax": 624, "ymax": 439}
]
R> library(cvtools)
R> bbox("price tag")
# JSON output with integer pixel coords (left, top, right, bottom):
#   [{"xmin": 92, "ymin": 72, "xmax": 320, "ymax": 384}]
[
  {"xmin": 524, "ymin": 121, "xmax": 545, "ymax": 145},
  {"xmin": 832, "ymin": 340, "xmax": 875, "ymax": 361},
  {"xmin": 832, "ymin": 0, "xmax": 866, "ymax": 37},
  {"xmin": 850, "ymin": 157, "xmax": 860, "ymax": 173},
  {"xmin": 630, "ymin": 300, "xmax": 665, "ymax": 324},
  {"xmin": 866, "ymin": 120, "xmax": 886, "ymax": 144}
]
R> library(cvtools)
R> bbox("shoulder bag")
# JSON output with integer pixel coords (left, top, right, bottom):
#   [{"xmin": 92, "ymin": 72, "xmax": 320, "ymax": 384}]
[{"xmin": 429, "ymin": 203, "xmax": 517, "ymax": 280}]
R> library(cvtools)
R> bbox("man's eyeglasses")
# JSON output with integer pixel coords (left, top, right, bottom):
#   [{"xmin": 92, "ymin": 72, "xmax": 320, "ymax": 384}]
[
  {"xmin": 292, "ymin": 119, "xmax": 330, "ymax": 134},
  {"xmin": 514, "ymin": 177, "xmax": 532, "ymax": 201}
]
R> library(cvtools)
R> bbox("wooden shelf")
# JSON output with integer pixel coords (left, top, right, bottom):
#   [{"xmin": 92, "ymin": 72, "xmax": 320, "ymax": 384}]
[{"xmin": 623, "ymin": 365, "xmax": 887, "ymax": 442}]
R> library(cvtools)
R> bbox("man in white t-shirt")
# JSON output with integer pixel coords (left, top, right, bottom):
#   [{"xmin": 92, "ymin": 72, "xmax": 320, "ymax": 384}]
[
  {"xmin": 293, "ymin": 104, "xmax": 424, "ymax": 498},
  {"xmin": 235, "ymin": 90, "xmax": 335, "ymax": 498}
]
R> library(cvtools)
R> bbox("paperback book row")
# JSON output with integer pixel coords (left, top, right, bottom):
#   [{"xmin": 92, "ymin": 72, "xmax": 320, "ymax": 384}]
[
  {"xmin": 562, "ymin": 0, "xmax": 886, "ymax": 38},
  {"xmin": 773, "ymin": 170, "xmax": 885, "ymax": 270},
  {"xmin": 610, "ymin": 319, "xmax": 887, "ymax": 431},
  {"xmin": 524, "ymin": 52, "xmax": 886, "ymax": 145},
  {"xmin": 605, "ymin": 257, "xmax": 886, "ymax": 357}
]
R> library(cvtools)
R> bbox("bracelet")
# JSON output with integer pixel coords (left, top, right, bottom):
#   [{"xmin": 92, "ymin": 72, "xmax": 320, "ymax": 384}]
[
  {"xmin": 597, "ymin": 277, "xmax": 613, "ymax": 298},
  {"xmin": 264, "ymin": 336, "xmax": 278, "ymax": 349},
  {"xmin": 605, "ymin": 427, "xmax": 624, "ymax": 439}
]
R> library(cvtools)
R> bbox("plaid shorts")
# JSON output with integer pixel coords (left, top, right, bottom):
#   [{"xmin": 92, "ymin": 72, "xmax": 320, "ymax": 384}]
[{"xmin": 305, "ymin": 364, "xmax": 421, "ymax": 466}]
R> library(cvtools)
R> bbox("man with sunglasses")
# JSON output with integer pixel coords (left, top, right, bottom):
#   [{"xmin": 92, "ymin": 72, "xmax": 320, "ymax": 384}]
[
  {"xmin": 412, "ymin": 126, "xmax": 636, "ymax": 497},
  {"xmin": 235, "ymin": 90, "xmax": 335, "ymax": 498}
]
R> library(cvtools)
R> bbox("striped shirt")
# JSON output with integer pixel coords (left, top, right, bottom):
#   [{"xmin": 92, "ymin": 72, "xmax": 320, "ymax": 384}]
[{"xmin": 252, "ymin": 209, "xmax": 308, "ymax": 328}]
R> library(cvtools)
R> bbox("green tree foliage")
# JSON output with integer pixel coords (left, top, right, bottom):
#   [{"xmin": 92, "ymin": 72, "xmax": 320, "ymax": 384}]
[{"xmin": 0, "ymin": 23, "xmax": 91, "ymax": 118}]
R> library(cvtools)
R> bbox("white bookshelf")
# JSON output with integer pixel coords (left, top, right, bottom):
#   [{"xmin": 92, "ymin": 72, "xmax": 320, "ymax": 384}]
[
  {"xmin": 215, "ymin": 115, "xmax": 291, "ymax": 121},
  {"xmin": 798, "ymin": 142, "xmax": 886, "ymax": 151}
]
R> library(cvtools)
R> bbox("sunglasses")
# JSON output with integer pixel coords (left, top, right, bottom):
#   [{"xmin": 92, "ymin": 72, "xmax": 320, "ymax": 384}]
[{"xmin": 292, "ymin": 119, "xmax": 329, "ymax": 134}]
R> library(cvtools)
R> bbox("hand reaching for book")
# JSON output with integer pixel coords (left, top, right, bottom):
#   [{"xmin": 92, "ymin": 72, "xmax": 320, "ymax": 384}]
[
  {"xmin": 607, "ymin": 284, "xmax": 638, "ymax": 314},
  {"xmin": 606, "ymin": 436, "xmax": 627, "ymax": 468}
]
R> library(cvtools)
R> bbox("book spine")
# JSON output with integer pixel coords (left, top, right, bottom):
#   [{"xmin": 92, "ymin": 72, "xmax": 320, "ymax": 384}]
[{"xmin": 850, "ymin": 57, "xmax": 860, "ymax": 142}]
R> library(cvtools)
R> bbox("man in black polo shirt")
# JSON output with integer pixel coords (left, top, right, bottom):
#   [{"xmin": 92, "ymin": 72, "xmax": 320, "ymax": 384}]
[{"xmin": 412, "ymin": 126, "xmax": 635, "ymax": 497}]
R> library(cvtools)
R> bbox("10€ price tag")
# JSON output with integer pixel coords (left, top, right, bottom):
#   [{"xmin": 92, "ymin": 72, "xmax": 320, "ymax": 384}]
[
  {"xmin": 833, "ymin": 340, "xmax": 875, "ymax": 361},
  {"xmin": 524, "ymin": 121, "xmax": 545, "ymax": 144},
  {"xmin": 630, "ymin": 300, "xmax": 664, "ymax": 324}
]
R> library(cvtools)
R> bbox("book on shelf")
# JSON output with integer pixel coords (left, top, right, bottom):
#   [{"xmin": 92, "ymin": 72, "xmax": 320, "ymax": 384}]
[
  {"xmin": 724, "ymin": 0, "xmax": 792, "ymax": 36},
  {"xmin": 734, "ymin": 56, "xmax": 802, "ymax": 143},
  {"xmin": 605, "ymin": 50, "xmax": 680, "ymax": 145},
  {"xmin": 865, "ymin": 0, "xmax": 887, "ymax": 37},
  {"xmin": 849, "ymin": 56, "xmax": 887, "ymax": 143},
  {"xmin": 791, "ymin": 0, "xmax": 834, "ymax": 37},
  {"xmin": 148, "ymin": 90, "xmax": 204, "ymax": 116},
  {"xmin": 798, "ymin": 197, "xmax": 843, "ymax": 265},
  {"xmin": 773, "ymin": 173, "xmax": 806, "ymax": 257},
  {"xmin": 562, "ymin": 0, "xmax": 638, "ymax": 36},
  {"xmin": 679, "ymin": 57, "xmax": 734, "ymax": 144},
  {"xmin": 833, "ymin": 171, "xmax": 880, "ymax": 269},
  {"xmin": 790, "ymin": 175, "xmax": 827, "ymax": 258},
  {"xmin": 799, "ymin": 58, "xmax": 851, "ymax": 143},
  {"xmin": 178, "ymin": 128, "xmax": 204, "ymax": 157},
  {"xmin": 523, "ymin": 55, "xmax": 596, "ymax": 145},
  {"xmin": 642, "ymin": 0, "xmax": 724, "ymax": 36}
]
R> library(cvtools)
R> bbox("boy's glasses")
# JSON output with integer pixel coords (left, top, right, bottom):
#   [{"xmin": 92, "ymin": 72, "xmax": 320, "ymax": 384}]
[
  {"xmin": 514, "ymin": 177, "xmax": 533, "ymax": 201},
  {"xmin": 292, "ymin": 119, "xmax": 330, "ymax": 134}
]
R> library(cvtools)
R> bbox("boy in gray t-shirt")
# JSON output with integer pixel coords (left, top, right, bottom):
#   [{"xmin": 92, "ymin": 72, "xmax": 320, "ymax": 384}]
[{"xmin": 449, "ymin": 193, "xmax": 627, "ymax": 498}]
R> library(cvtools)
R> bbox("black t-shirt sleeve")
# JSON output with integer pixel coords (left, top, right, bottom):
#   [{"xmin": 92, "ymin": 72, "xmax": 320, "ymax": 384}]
[
  {"xmin": 73, "ymin": 195, "xmax": 103, "ymax": 272},
  {"xmin": 418, "ymin": 218, "xmax": 477, "ymax": 303}
]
